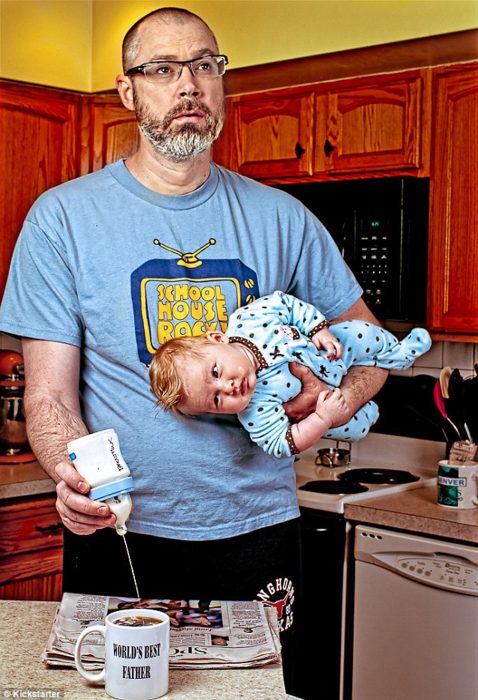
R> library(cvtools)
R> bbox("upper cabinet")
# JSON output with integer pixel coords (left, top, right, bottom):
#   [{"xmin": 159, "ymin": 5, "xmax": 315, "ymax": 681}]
[
  {"xmin": 427, "ymin": 63, "xmax": 478, "ymax": 337},
  {"xmin": 0, "ymin": 82, "xmax": 81, "ymax": 299},
  {"xmin": 80, "ymin": 95, "xmax": 139, "ymax": 174},
  {"xmin": 313, "ymin": 70, "xmax": 429, "ymax": 176},
  {"xmin": 215, "ymin": 69, "xmax": 430, "ymax": 181},
  {"xmin": 214, "ymin": 88, "xmax": 315, "ymax": 178}
]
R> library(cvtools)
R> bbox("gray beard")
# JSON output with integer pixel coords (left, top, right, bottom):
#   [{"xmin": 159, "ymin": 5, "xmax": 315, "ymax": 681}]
[{"xmin": 135, "ymin": 96, "xmax": 224, "ymax": 162}]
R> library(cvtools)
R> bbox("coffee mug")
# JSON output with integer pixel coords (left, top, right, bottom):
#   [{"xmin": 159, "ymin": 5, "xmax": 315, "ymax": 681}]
[
  {"xmin": 74, "ymin": 609, "xmax": 170, "ymax": 700},
  {"xmin": 437, "ymin": 460, "xmax": 478, "ymax": 509}
]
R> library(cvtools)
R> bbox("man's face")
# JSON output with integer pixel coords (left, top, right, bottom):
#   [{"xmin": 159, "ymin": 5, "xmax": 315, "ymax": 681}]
[{"xmin": 128, "ymin": 17, "xmax": 225, "ymax": 161}]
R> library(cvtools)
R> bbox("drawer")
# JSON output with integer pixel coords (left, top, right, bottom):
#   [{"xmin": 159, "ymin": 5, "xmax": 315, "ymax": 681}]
[
  {"xmin": 0, "ymin": 546, "xmax": 63, "ymax": 585},
  {"xmin": 0, "ymin": 494, "xmax": 63, "ymax": 556}
]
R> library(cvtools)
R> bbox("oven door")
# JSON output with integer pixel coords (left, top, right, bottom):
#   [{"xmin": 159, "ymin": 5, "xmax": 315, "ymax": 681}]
[{"xmin": 297, "ymin": 508, "xmax": 352, "ymax": 700}]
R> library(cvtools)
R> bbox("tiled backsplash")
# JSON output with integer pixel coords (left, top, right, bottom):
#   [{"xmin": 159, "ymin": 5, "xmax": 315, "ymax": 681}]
[
  {"xmin": 1, "ymin": 332, "xmax": 477, "ymax": 377},
  {"xmin": 393, "ymin": 340, "xmax": 478, "ymax": 379}
]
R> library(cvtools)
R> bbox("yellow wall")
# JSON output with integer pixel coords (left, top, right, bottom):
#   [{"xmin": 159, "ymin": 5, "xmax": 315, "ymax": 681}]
[
  {"xmin": 1, "ymin": 0, "xmax": 477, "ymax": 91},
  {"xmin": 0, "ymin": 0, "xmax": 92, "ymax": 91}
]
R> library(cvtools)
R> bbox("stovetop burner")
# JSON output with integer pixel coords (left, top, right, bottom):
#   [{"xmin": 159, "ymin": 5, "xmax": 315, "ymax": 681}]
[
  {"xmin": 299, "ymin": 480, "xmax": 369, "ymax": 495},
  {"xmin": 338, "ymin": 468, "xmax": 420, "ymax": 485}
]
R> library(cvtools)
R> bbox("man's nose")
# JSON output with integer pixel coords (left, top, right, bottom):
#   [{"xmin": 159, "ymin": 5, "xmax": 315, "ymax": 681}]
[{"xmin": 176, "ymin": 65, "xmax": 201, "ymax": 97}]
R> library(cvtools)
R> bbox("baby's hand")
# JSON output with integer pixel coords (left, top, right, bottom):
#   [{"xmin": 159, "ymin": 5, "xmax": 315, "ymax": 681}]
[
  {"xmin": 315, "ymin": 388, "xmax": 348, "ymax": 427},
  {"xmin": 312, "ymin": 328, "xmax": 343, "ymax": 359}
]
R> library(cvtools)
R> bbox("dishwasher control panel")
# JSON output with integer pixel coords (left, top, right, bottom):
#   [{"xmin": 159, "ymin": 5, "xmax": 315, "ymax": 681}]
[
  {"xmin": 355, "ymin": 526, "xmax": 478, "ymax": 596},
  {"xmin": 396, "ymin": 556, "xmax": 478, "ymax": 593}
]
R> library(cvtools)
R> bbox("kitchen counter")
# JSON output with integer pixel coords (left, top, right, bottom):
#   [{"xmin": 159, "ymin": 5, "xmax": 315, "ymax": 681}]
[
  {"xmin": 345, "ymin": 485, "xmax": 478, "ymax": 543},
  {"xmin": 0, "ymin": 600, "xmax": 290, "ymax": 699},
  {"xmin": 0, "ymin": 459, "xmax": 55, "ymax": 500}
]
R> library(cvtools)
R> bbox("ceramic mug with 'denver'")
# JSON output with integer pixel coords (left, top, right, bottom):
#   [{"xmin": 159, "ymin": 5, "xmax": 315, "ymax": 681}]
[
  {"xmin": 437, "ymin": 460, "xmax": 478, "ymax": 509},
  {"xmin": 74, "ymin": 609, "xmax": 170, "ymax": 700}
]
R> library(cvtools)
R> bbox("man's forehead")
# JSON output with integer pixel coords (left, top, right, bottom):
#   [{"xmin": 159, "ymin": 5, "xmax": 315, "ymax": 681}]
[{"xmin": 136, "ymin": 15, "xmax": 218, "ymax": 58}]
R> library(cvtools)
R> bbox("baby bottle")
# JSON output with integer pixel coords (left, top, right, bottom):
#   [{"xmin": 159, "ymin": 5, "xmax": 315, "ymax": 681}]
[{"xmin": 67, "ymin": 429, "xmax": 134, "ymax": 536}]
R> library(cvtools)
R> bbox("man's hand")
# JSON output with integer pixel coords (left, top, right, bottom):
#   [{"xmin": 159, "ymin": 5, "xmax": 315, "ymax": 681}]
[
  {"xmin": 55, "ymin": 461, "xmax": 116, "ymax": 535},
  {"xmin": 284, "ymin": 363, "xmax": 330, "ymax": 422}
]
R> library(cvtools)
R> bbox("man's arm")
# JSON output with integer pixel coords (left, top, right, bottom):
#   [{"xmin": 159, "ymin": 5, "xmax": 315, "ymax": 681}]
[
  {"xmin": 284, "ymin": 297, "xmax": 388, "ymax": 423},
  {"xmin": 22, "ymin": 338, "xmax": 116, "ymax": 535}
]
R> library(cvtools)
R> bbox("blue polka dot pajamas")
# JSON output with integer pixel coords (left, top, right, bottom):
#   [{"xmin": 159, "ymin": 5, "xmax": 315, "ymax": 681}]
[{"xmin": 228, "ymin": 291, "xmax": 431, "ymax": 457}]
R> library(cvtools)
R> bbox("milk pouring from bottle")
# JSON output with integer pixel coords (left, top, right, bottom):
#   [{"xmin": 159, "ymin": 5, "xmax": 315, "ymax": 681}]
[{"xmin": 67, "ymin": 429, "xmax": 134, "ymax": 535}]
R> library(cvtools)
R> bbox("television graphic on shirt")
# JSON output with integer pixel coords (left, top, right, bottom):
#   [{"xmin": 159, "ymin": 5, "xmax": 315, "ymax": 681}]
[{"xmin": 131, "ymin": 237, "xmax": 260, "ymax": 365}]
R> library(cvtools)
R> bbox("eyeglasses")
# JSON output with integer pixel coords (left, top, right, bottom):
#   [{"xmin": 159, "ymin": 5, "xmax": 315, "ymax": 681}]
[{"xmin": 126, "ymin": 54, "xmax": 228, "ymax": 84}]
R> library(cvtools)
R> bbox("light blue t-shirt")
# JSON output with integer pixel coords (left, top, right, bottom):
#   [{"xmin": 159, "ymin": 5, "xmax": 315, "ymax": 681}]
[{"xmin": 0, "ymin": 161, "xmax": 361, "ymax": 539}]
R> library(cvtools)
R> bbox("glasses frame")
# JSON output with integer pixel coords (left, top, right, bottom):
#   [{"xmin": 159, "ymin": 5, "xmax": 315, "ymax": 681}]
[{"xmin": 125, "ymin": 54, "xmax": 229, "ymax": 82}]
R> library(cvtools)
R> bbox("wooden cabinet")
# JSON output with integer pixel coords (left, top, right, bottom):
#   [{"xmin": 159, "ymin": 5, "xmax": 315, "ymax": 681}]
[
  {"xmin": 215, "ymin": 69, "xmax": 430, "ymax": 181},
  {"xmin": 314, "ymin": 70, "xmax": 430, "ymax": 176},
  {"xmin": 0, "ymin": 81, "xmax": 81, "ymax": 300},
  {"xmin": 0, "ymin": 494, "xmax": 63, "ymax": 600},
  {"xmin": 80, "ymin": 95, "xmax": 139, "ymax": 174},
  {"xmin": 214, "ymin": 88, "xmax": 315, "ymax": 178},
  {"xmin": 427, "ymin": 63, "xmax": 478, "ymax": 337}
]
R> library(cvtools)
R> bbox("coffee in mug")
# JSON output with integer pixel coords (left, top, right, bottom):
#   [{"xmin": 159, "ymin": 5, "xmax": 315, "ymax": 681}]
[
  {"xmin": 74, "ymin": 608, "xmax": 169, "ymax": 700},
  {"xmin": 437, "ymin": 460, "xmax": 478, "ymax": 509},
  {"xmin": 114, "ymin": 616, "xmax": 163, "ymax": 628}
]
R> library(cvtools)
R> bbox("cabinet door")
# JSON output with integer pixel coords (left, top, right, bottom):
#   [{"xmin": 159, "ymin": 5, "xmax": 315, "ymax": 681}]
[
  {"xmin": 314, "ymin": 71, "xmax": 427, "ymax": 175},
  {"xmin": 220, "ymin": 89, "xmax": 314, "ymax": 178},
  {"xmin": 0, "ymin": 82, "xmax": 80, "ymax": 299},
  {"xmin": 0, "ymin": 494, "xmax": 63, "ymax": 601},
  {"xmin": 427, "ymin": 64, "xmax": 478, "ymax": 336},
  {"xmin": 81, "ymin": 96, "xmax": 139, "ymax": 174}
]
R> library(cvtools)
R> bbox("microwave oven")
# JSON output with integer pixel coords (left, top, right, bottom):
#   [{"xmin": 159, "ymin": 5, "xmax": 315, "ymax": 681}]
[{"xmin": 274, "ymin": 178, "xmax": 429, "ymax": 326}]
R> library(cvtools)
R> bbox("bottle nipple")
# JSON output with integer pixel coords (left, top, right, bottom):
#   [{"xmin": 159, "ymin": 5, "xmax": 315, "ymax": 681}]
[{"xmin": 115, "ymin": 524, "xmax": 127, "ymax": 536}]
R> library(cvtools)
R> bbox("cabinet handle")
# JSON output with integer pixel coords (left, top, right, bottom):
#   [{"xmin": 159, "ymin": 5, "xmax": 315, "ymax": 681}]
[
  {"xmin": 324, "ymin": 139, "xmax": 335, "ymax": 157},
  {"xmin": 295, "ymin": 142, "xmax": 306, "ymax": 159},
  {"xmin": 35, "ymin": 523, "xmax": 63, "ymax": 535}
]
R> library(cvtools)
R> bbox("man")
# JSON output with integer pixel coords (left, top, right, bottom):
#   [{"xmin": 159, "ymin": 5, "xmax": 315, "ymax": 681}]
[{"xmin": 0, "ymin": 7, "xmax": 386, "ymax": 696}]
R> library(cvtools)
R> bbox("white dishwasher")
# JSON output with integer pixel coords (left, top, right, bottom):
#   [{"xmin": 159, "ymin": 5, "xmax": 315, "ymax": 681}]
[{"xmin": 351, "ymin": 525, "xmax": 478, "ymax": 700}]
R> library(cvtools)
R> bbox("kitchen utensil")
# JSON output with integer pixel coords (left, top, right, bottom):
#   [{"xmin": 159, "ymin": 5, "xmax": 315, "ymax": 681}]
[
  {"xmin": 0, "ymin": 350, "xmax": 31, "ymax": 458},
  {"xmin": 448, "ymin": 440, "xmax": 477, "ymax": 465},
  {"xmin": 315, "ymin": 447, "xmax": 351, "ymax": 467},
  {"xmin": 439, "ymin": 366, "xmax": 452, "ymax": 399},
  {"xmin": 315, "ymin": 446, "xmax": 351, "ymax": 480},
  {"xmin": 433, "ymin": 380, "xmax": 461, "ymax": 441},
  {"xmin": 461, "ymin": 366, "xmax": 478, "ymax": 443},
  {"xmin": 445, "ymin": 369, "xmax": 473, "ymax": 442}
]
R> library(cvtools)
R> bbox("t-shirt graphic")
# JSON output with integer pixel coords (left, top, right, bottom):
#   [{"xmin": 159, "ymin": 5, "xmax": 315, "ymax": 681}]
[{"xmin": 131, "ymin": 236, "xmax": 259, "ymax": 364}]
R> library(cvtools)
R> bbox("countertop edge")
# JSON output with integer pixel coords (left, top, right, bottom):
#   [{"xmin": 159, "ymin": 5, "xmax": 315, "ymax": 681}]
[
  {"xmin": 0, "ymin": 477, "xmax": 56, "ymax": 500},
  {"xmin": 345, "ymin": 487, "xmax": 478, "ymax": 544}
]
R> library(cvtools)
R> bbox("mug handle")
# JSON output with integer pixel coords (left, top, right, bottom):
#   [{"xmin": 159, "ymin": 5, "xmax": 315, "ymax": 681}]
[
  {"xmin": 473, "ymin": 473, "xmax": 478, "ymax": 506},
  {"xmin": 74, "ymin": 624, "xmax": 106, "ymax": 682}
]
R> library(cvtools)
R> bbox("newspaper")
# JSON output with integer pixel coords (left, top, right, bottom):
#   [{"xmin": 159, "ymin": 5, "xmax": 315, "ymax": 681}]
[{"xmin": 42, "ymin": 593, "xmax": 281, "ymax": 670}]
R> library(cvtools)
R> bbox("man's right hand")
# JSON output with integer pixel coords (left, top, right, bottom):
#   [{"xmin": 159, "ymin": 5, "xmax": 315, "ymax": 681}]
[{"xmin": 55, "ymin": 461, "xmax": 116, "ymax": 535}]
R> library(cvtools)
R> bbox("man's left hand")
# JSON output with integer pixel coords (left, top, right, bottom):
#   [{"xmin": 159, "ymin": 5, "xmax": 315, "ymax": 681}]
[{"xmin": 284, "ymin": 362, "xmax": 329, "ymax": 422}]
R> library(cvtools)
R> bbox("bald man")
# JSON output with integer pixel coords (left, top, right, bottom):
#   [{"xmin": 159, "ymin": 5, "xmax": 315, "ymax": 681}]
[{"xmin": 0, "ymin": 8, "xmax": 386, "ymax": 696}]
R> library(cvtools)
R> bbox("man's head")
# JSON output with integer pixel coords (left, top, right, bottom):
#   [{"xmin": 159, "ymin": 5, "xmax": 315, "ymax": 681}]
[
  {"xmin": 117, "ymin": 7, "xmax": 225, "ymax": 162},
  {"xmin": 149, "ymin": 332, "xmax": 257, "ymax": 416}
]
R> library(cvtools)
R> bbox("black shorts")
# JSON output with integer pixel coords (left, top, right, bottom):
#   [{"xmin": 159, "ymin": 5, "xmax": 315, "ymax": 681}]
[{"xmin": 63, "ymin": 518, "xmax": 303, "ymax": 697}]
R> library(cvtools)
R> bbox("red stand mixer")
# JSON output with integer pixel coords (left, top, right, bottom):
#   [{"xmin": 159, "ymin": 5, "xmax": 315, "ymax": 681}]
[{"xmin": 0, "ymin": 349, "xmax": 35, "ymax": 463}]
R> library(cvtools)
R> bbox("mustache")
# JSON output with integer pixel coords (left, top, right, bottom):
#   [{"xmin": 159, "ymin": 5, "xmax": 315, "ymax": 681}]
[{"xmin": 162, "ymin": 99, "xmax": 214, "ymax": 128}]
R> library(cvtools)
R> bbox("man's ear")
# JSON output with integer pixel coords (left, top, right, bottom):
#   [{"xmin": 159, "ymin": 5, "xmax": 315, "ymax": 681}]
[
  {"xmin": 116, "ymin": 74, "xmax": 136, "ymax": 112},
  {"xmin": 204, "ymin": 331, "xmax": 229, "ymax": 344}
]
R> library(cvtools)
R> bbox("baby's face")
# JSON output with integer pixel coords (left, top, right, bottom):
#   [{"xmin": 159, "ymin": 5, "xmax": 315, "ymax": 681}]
[{"xmin": 178, "ymin": 340, "xmax": 257, "ymax": 415}]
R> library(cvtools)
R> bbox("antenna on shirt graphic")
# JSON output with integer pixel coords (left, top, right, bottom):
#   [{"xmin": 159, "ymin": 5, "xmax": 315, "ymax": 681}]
[{"xmin": 153, "ymin": 238, "xmax": 216, "ymax": 268}]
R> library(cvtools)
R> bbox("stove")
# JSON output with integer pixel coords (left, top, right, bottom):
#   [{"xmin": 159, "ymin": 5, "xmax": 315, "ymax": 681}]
[
  {"xmin": 294, "ymin": 435, "xmax": 445, "ymax": 700},
  {"xmin": 294, "ymin": 434, "xmax": 442, "ymax": 514}
]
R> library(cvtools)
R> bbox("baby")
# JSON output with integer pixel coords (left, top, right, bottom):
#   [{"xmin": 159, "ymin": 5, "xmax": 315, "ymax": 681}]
[{"xmin": 149, "ymin": 291, "xmax": 431, "ymax": 458}]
